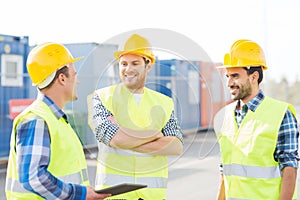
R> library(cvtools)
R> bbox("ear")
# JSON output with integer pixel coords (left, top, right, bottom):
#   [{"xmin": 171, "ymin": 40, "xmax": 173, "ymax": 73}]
[
  {"xmin": 57, "ymin": 73, "xmax": 66, "ymax": 86},
  {"xmin": 251, "ymin": 71, "xmax": 259, "ymax": 82},
  {"xmin": 146, "ymin": 63, "xmax": 153, "ymax": 72}
]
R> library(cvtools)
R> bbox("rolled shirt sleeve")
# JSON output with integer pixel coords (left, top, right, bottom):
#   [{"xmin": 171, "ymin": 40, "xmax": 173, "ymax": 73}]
[
  {"xmin": 89, "ymin": 93, "xmax": 119, "ymax": 146},
  {"xmin": 274, "ymin": 109, "xmax": 300, "ymax": 171},
  {"xmin": 162, "ymin": 111, "xmax": 184, "ymax": 144},
  {"xmin": 89, "ymin": 93, "xmax": 183, "ymax": 145}
]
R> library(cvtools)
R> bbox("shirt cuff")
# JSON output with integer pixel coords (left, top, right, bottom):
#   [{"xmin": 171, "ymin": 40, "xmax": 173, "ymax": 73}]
[
  {"xmin": 72, "ymin": 184, "xmax": 86, "ymax": 200},
  {"xmin": 96, "ymin": 122, "xmax": 119, "ymax": 146}
]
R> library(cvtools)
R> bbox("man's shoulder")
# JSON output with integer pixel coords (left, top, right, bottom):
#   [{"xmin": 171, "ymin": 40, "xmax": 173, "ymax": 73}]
[
  {"xmin": 264, "ymin": 96, "xmax": 289, "ymax": 106},
  {"xmin": 264, "ymin": 96, "xmax": 296, "ymax": 115}
]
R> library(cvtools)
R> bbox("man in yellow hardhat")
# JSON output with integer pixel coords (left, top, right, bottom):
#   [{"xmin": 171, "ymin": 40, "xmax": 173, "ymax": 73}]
[
  {"xmin": 87, "ymin": 34, "xmax": 183, "ymax": 199},
  {"xmin": 5, "ymin": 42, "xmax": 111, "ymax": 199},
  {"xmin": 214, "ymin": 39, "xmax": 299, "ymax": 200}
]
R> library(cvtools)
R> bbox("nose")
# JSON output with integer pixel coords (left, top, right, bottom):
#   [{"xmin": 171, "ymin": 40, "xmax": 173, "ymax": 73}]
[{"xmin": 227, "ymin": 77, "xmax": 234, "ymax": 88}]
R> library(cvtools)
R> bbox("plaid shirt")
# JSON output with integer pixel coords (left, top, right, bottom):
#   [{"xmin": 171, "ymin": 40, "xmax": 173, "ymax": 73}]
[
  {"xmin": 89, "ymin": 92, "xmax": 183, "ymax": 146},
  {"xmin": 15, "ymin": 94, "xmax": 86, "ymax": 200},
  {"xmin": 220, "ymin": 90, "xmax": 300, "ymax": 173}
]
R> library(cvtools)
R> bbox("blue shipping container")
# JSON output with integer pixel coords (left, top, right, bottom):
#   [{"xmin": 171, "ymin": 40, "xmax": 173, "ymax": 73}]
[
  {"xmin": 154, "ymin": 59, "xmax": 201, "ymax": 132},
  {"xmin": 0, "ymin": 34, "xmax": 30, "ymax": 158}
]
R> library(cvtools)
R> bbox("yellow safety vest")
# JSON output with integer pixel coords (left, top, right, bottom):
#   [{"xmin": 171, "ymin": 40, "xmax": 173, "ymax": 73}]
[
  {"xmin": 6, "ymin": 100, "xmax": 89, "ymax": 199},
  {"xmin": 214, "ymin": 96, "xmax": 297, "ymax": 200},
  {"xmin": 92, "ymin": 84, "xmax": 174, "ymax": 200}
]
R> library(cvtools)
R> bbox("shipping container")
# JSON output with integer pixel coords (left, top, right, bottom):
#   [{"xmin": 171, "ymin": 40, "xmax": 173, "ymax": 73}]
[
  {"xmin": 152, "ymin": 59, "xmax": 227, "ymax": 132},
  {"xmin": 0, "ymin": 34, "xmax": 30, "ymax": 158},
  {"xmin": 153, "ymin": 59, "xmax": 201, "ymax": 132},
  {"xmin": 199, "ymin": 61, "xmax": 227, "ymax": 128}
]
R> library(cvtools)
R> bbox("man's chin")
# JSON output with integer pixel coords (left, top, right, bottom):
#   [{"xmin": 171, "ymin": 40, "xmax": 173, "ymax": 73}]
[
  {"xmin": 71, "ymin": 96, "xmax": 78, "ymax": 101},
  {"xmin": 231, "ymin": 94, "xmax": 238, "ymax": 101},
  {"xmin": 124, "ymin": 82, "xmax": 136, "ymax": 89}
]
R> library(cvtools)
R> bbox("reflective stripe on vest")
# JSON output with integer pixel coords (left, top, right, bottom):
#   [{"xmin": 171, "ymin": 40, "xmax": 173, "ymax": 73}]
[
  {"xmin": 227, "ymin": 198, "xmax": 297, "ymax": 200},
  {"xmin": 59, "ymin": 168, "xmax": 89, "ymax": 183},
  {"xmin": 6, "ymin": 100, "xmax": 89, "ymax": 198},
  {"xmin": 6, "ymin": 168, "xmax": 88, "ymax": 193},
  {"xmin": 215, "ymin": 97, "xmax": 297, "ymax": 199},
  {"xmin": 96, "ymin": 173, "xmax": 168, "ymax": 188},
  {"xmin": 223, "ymin": 163, "xmax": 281, "ymax": 179},
  {"xmin": 104, "ymin": 147, "xmax": 156, "ymax": 157},
  {"xmin": 92, "ymin": 84, "xmax": 173, "ymax": 199}
]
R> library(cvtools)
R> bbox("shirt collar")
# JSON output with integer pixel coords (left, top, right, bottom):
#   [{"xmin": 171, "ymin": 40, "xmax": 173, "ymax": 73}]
[
  {"xmin": 37, "ymin": 93, "xmax": 67, "ymax": 121},
  {"xmin": 236, "ymin": 90, "xmax": 265, "ymax": 112}
]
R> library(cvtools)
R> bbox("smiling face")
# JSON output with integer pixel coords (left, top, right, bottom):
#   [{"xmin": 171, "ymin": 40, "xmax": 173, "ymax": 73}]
[
  {"xmin": 119, "ymin": 54, "xmax": 152, "ymax": 94},
  {"xmin": 225, "ymin": 67, "xmax": 258, "ymax": 103}
]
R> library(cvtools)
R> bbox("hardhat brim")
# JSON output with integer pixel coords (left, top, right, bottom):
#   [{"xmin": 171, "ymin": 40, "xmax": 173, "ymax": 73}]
[
  {"xmin": 114, "ymin": 50, "xmax": 155, "ymax": 64},
  {"xmin": 72, "ymin": 56, "xmax": 84, "ymax": 63},
  {"xmin": 216, "ymin": 65, "xmax": 268, "ymax": 70}
]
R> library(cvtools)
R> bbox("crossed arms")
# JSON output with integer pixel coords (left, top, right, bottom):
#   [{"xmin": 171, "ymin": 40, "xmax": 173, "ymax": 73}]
[
  {"xmin": 88, "ymin": 94, "xmax": 183, "ymax": 156},
  {"xmin": 109, "ymin": 120, "xmax": 183, "ymax": 155}
]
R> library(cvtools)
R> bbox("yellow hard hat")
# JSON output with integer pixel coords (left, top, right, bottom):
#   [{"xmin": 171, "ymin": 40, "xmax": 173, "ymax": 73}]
[
  {"xmin": 26, "ymin": 42, "xmax": 82, "ymax": 86},
  {"xmin": 223, "ymin": 40, "xmax": 267, "ymax": 70},
  {"xmin": 114, "ymin": 34, "xmax": 155, "ymax": 64}
]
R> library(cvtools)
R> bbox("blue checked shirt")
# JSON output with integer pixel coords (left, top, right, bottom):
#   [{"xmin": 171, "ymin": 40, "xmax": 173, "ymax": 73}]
[
  {"xmin": 220, "ymin": 90, "xmax": 300, "ymax": 173},
  {"xmin": 89, "ymin": 92, "xmax": 183, "ymax": 146},
  {"xmin": 15, "ymin": 94, "xmax": 86, "ymax": 200}
]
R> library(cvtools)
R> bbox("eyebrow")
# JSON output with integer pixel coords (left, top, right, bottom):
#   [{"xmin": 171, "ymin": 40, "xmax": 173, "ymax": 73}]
[
  {"xmin": 132, "ymin": 60, "xmax": 141, "ymax": 64},
  {"xmin": 226, "ymin": 72, "xmax": 239, "ymax": 77}
]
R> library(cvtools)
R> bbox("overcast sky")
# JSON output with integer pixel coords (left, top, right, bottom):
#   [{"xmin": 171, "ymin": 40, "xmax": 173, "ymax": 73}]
[{"xmin": 1, "ymin": 0, "xmax": 299, "ymax": 82}]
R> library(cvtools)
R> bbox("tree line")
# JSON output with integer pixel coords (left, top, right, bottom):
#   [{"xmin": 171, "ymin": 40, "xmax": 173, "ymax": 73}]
[{"xmin": 263, "ymin": 77, "xmax": 300, "ymax": 106}]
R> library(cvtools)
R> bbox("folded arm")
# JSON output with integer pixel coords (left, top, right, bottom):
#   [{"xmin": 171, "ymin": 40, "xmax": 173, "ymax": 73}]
[
  {"xmin": 132, "ymin": 136, "xmax": 183, "ymax": 155},
  {"xmin": 109, "ymin": 127, "xmax": 163, "ymax": 149},
  {"xmin": 109, "ymin": 111, "xmax": 183, "ymax": 155},
  {"xmin": 89, "ymin": 93, "xmax": 184, "ymax": 156}
]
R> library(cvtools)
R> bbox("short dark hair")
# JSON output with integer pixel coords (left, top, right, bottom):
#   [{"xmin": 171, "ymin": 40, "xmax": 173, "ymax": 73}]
[
  {"xmin": 143, "ymin": 57, "xmax": 150, "ymax": 65},
  {"xmin": 41, "ymin": 66, "xmax": 69, "ymax": 90},
  {"xmin": 243, "ymin": 66, "xmax": 263, "ymax": 84}
]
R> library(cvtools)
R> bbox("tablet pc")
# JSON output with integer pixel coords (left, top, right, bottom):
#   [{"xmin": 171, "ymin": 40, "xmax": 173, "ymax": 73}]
[{"xmin": 95, "ymin": 183, "xmax": 147, "ymax": 196}]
